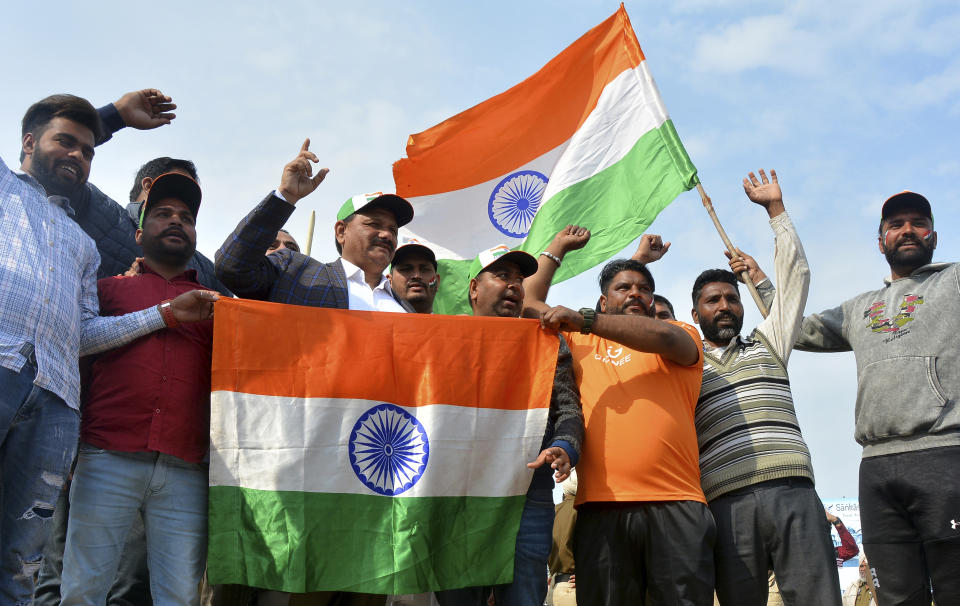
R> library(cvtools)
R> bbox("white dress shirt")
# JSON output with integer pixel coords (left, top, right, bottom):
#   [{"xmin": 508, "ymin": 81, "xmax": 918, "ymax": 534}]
[{"xmin": 340, "ymin": 258, "xmax": 407, "ymax": 313}]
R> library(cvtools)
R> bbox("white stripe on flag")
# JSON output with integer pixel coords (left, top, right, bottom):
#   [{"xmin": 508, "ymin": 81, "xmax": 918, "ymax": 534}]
[
  {"xmin": 540, "ymin": 62, "xmax": 669, "ymax": 202},
  {"xmin": 403, "ymin": 145, "xmax": 567, "ymax": 256},
  {"xmin": 210, "ymin": 392, "xmax": 550, "ymax": 498}
]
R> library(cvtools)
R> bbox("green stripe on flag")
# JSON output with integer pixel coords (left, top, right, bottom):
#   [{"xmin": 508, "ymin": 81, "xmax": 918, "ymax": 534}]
[
  {"xmin": 207, "ymin": 486, "xmax": 525, "ymax": 594},
  {"xmin": 520, "ymin": 120, "xmax": 698, "ymax": 282}
]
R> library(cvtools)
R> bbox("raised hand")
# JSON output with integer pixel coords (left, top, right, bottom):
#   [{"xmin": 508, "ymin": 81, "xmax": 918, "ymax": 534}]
[
  {"xmin": 725, "ymin": 248, "xmax": 767, "ymax": 285},
  {"xmin": 170, "ymin": 290, "xmax": 219, "ymax": 324},
  {"xmin": 527, "ymin": 446, "xmax": 572, "ymax": 482},
  {"xmin": 551, "ymin": 225, "xmax": 591, "ymax": 254},
  {"xmin": 278, "ymin": 139, "xmax": 329, "ymax": 205},
  {"xmin": 632, "ymin": 234, "xmax": 671, "ymax": 264},
  {"xmin": 743, "ymin": 169, "xmax": 785, "ymax": 217},
  {"xmin": 114, "ymin": 89, "xmax": 177, "ymax": 130}
]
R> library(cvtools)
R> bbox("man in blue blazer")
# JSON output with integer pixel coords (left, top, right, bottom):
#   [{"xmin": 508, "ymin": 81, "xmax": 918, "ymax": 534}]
[{"xmin": 216, "ymin": 139, "xmax": 414, "ymax": 312}]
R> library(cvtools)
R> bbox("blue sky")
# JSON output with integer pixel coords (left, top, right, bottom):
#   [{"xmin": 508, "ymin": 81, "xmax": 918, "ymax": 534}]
[{"xmin": 3, "ymin": 0, "xmax": 958, "ymax": 498}]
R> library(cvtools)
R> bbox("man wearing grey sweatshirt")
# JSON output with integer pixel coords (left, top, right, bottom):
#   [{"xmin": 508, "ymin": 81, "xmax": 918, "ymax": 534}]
[{"xmin": 796, "ymin": 191, "xmax": 958, "ymax": 605}]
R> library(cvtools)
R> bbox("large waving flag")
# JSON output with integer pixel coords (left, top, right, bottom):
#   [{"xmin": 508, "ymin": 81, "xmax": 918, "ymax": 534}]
[
  {"xmin": 207, "ymin": 298, "xmax": 559, "ymax": 594},
  {"xmin": 393, "ymin": 4, "xmax": 697, "ymax": 314}
]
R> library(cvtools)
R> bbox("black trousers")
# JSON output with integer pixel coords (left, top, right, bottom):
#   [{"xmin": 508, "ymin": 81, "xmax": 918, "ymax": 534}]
[
  {"xmin": 573, "ymin": 500, "xmax": 715, "ymax": 606},
  {"xmin": 859, "ymin": 445, "xmax": 960, "ymax": 606},
  {"xmin": 709, "ymin": 477, "xmax": 841, "ymax": 606}
]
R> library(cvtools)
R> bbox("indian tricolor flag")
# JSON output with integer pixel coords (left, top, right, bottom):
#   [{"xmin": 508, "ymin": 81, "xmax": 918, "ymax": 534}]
[
  {"xmin": 207, "ymin": 298, "xmax": 559, "ymax": 594},
  {"xmin": 393, "ymin": 4, "xmax": 697, "ymax": 314}
]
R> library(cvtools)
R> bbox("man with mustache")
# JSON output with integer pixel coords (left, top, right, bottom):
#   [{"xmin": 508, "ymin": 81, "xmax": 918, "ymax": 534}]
[
  {"xmin": 216, "ymin": 139, "xmax": 412, "ymax": 314},
  {"xmin": 59, "ymin": 172, "xmax": 215, "ymax": 606},
  {"xmin": 215, "ymin": 141, "xmax": 411, "ymax": 605},
  {"xmin": 690, "ymin": 169, "xmax": 840, "ymax": 606},
  {"xmin": 532, "ymin": 255, "xmax": 708, "ymax": 605},
  {"xmin": 389, "ymin": 243, "xmax": 439, "ymax": 314},
  {"xmin": 435, "ymin": 246, "xmax": 583, "ymax": 606},
  {"xmin": 1, "ymin": 94, "xmax": 215, "ymax": 603},
  {"xmin": 796, "ymin": 191, "xmax": 959, "ymax": 604}
]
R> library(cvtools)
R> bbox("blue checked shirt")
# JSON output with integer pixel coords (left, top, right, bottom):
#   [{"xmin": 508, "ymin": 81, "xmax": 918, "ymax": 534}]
[{"xmin": 0, "ymin": 156, "xmax": 166, "ymax": 410}]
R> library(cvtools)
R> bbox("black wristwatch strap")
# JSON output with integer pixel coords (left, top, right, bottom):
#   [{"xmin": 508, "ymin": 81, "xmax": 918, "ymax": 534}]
[{"xmin": 579, "ymin": 307, "xmax": 596, "ymax": 334}]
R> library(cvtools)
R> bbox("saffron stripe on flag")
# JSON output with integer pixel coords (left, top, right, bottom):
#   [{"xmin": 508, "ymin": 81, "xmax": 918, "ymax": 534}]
[{"xmin": 212, "ymin": 298, "xmax": 558, "ymax": 409}]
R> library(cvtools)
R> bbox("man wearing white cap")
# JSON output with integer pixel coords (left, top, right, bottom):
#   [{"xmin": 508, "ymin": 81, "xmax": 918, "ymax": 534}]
[
  {"xmin": 797, "ymin": 191, "xmax": 959, "ymax": 604},
  {"xmin": 436, "ymin": 245, "xmax": 583, "ymax": 606},
  {"xmin": 216, "ymin": 139, "xmax": 413, "ymax": 313}
]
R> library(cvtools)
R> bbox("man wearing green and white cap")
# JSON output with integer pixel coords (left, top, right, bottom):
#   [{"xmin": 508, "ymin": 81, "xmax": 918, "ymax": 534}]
[
  {"xmin": 215, "ymin": 139, "xmax": 413, "ymax": 312},
  {"xmin": 436, "ymin": 245, "xmax": 583, "ymax": 606}
]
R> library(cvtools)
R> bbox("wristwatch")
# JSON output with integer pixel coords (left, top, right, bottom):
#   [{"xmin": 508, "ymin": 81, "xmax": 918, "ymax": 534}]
[
  {"xmin": 158, "ymin": 300, "xmax": 179, "ymax": 328},
  {"xmin": 578, "ymin": 307, "xmax": 596, "ymax": 334}
]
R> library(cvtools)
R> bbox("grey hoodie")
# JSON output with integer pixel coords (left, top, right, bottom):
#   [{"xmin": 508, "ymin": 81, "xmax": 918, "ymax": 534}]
[{"xmin": 797, "ymin": 262, "xmax": 960, "ymax": 458}]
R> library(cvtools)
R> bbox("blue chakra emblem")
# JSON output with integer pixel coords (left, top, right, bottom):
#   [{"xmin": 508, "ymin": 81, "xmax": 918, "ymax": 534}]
[
  {"xmin": 488, "ymin": 170, "xmax": 548, "ymax": 238},
  {"xmin": 349, "ymin": 404, "xmax": 429, "ymax": 496}
]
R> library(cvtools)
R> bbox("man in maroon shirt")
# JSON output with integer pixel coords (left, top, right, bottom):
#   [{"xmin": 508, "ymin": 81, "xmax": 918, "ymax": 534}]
[{"xmin": 60, "ymin": 173, "xmax": 216, "ymax": 606}]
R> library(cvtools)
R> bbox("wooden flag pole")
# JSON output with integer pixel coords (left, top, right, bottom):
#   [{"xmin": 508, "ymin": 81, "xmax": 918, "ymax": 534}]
[
  {"xmin": 305, "ymin": 210, "xmax": 316, "ymax": 256},
  {"xmin": 696, "ymin": 183, "xmax": 769, "ymax": 318}
]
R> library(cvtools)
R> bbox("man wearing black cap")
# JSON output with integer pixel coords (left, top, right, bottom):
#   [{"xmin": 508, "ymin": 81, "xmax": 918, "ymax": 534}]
[
  {"xmin": 389, "ymin": 243, "xmax": 439, "ymax": 314},
  {"xmin": 797, "ymin": 191, "xmax": 959, "ymax": 604},
  {"xmin": 216, "ymin": 139, "xmax": 413, "ymax": 312},
  {"xmin": 59, "ymin": 172, "xmax": 218, "ymax": 606},
  {"xmin": 436, "ymin": 245, "xmax": 583, "ymax": 606}
]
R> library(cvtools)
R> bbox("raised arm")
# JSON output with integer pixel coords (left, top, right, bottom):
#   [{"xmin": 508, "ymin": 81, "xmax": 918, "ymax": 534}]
[
  {"xmin": 215, "ymin": 139, "xmax": 328, "ymax": 298},
  {"xmin": 522, "ymin": 225, "xmax": 590, "ymax": 316},
  {"xmin": 96, "ymin": 88, "xmax": 177, "ymax": 145},
  {"xmin": 740, "ymin": 169, "xmax": 810, "ymax": 362}
]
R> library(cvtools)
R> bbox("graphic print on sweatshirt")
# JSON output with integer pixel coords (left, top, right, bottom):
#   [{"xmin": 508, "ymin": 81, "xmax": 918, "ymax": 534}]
[{"xmin": 864, "ymin": 294, "xmax": 924, "ymax": 342}]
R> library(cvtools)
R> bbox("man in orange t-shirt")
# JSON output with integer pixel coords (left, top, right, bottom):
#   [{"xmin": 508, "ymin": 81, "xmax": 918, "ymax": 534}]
[{"xmin": 535, "ymin": 257, "xmax": 714, "ymax": 606}]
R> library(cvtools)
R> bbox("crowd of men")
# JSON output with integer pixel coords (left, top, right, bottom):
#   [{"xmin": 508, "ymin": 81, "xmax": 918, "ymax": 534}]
[{"xmin": 0, "ymin": 87, "xmax": 956, "ymax": 606}]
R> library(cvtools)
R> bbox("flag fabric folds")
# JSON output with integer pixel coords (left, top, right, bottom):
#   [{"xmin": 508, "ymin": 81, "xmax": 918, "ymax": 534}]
[
  {"xmin": 207, "ymin": 298, "xmax": 560, "ymax": 594},
  {"xmin": 393, "ymin": 4, "xmax": 698, "ymax": 314}
]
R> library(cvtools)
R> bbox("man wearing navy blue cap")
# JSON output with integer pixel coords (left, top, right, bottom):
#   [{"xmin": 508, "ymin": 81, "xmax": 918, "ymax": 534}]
[
  {"xmin": 389, "ymin": 243, "xmax": 439, "ymax": 314},
  {"xmin": 797, "ymin": 190, "xmax": 959, "ymax": 605}
]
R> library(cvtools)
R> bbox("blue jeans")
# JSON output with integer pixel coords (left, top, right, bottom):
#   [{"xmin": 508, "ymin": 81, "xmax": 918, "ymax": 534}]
[
  {"xmin": 0, "ymin": 358, "xmax": 80, "ymax": 605},
  {"xmin": 436, "ymin": 488, "xmax": 555, "ymax": 606},
  {"xmin": 60, "ymin": 446, "xmax": 208, "ymax": 606}
]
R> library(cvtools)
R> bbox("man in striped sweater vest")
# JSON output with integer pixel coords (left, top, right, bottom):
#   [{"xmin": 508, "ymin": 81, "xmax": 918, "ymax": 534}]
[{"xmin": 692, "ymin": 169, "xmax": 841, "ymax": 606}]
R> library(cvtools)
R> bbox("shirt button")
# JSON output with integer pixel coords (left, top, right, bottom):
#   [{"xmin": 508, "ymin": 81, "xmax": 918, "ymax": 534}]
[
  {"xmin": 49, "ymin": 267, "xmax": 54, "ymax": 272},
  {"xmin": 155, "ymin": 409, "xmax": 161, "ymax": 414},
  {"xmin": 45, "ymin": 298, "xmax": 50, "ymax": 304},
  {"xmin": 49, "ymin": 241, "xmax": 54, "ymax": 246},
  {"xmin": 161, "ymin": 376, "xmax": 167, "ymax": 382}
]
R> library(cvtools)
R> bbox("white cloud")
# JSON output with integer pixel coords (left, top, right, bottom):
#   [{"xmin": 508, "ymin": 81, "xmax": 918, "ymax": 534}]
[{"xmin": 692, "ymin": 14, "xmax": 828, "ymax": 75}]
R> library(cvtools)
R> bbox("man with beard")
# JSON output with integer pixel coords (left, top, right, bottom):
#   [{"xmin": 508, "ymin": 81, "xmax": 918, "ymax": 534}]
[
  {"xmin": 796, "ymin": 191, "xmax": 960, "ymax": 604},
  {"xmin": 533, "ymin": 257, "xmax": 709, "ymax": 605},
  {"xmin": 389, "ymin": 243, "xmax": 439, "ymax": 313},
  {"xmin": 435, "ymin": 246, "xmax": 582, "ymax": 606},
  {"xmin": 59, "ymin": 173, "xmax": 215, "ymax": 606},
  {"xmin": 0, "ymin": 95, "xmax": 216, "ymax": 603},
  {"xmin": 691, "ymin": 169, "xmax": 840, "ymax": 606},
  {"xmin": 216, "ymin": 139, "xmax": 413, "ymax": 314}
]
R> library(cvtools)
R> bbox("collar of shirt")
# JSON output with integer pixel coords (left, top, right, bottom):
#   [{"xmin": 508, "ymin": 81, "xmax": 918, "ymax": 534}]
[
  {"xmin": 703, "ymin": 334, "xmax": 746, "ymax": 355},
  {"xmin": 339, "ymin": 257, "xmax": 406, "ymax": 313},
  {"xmin": 13, "ymin": 168, "xmax": 76, "ymax": 215},
  {"xmin": 138, "ymin": 260, "xmax": 200, "ymax": 284}
]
